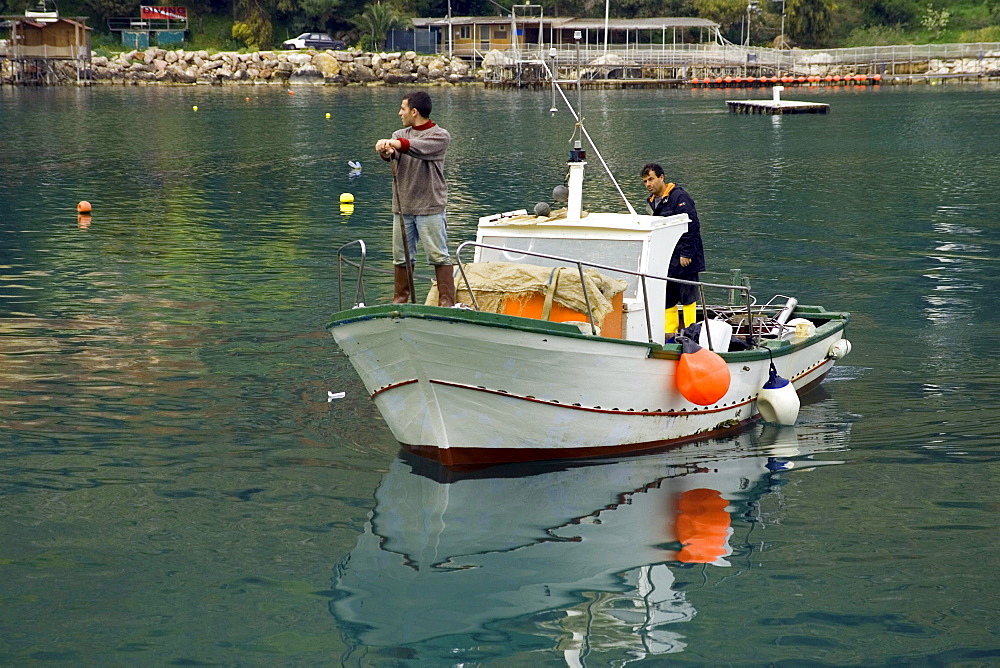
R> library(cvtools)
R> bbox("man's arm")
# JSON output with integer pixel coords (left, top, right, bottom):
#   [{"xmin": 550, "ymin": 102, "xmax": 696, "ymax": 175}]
[
  {"xmin": 671, "ymin": 190, "xmax": 700, "ymax": 267},
  {"xmin": 375, "ymin": 138, "xmax": 401, "ymax": 160},
  {"xmin": 400, "ymin": 128, "xmax": 450, "ymax": 161}
]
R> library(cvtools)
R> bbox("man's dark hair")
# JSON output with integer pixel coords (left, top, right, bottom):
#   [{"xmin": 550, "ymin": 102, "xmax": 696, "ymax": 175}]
[
  {"xmin": 640, "ymin": 163, "xmax": 664, "ymax": 178},
  {"xmin": 403, "ymin": 91, "xmax": 433, "ymax": 118}
]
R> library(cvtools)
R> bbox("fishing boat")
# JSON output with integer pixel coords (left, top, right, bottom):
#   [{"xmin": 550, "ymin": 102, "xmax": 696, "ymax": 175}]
[
  {"xmin": 331, "ymin": 424, "xmax": 849, "ymax": 658},
  {"xmin": 328, "ymin": 98, "xmax": 851, "ymax": 467}
]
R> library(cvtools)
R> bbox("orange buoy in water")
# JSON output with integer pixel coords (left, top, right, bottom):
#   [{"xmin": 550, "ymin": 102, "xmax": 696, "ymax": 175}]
[
  {"xmin": 77, "ymin": 200, "xmax": 91, "ymax": 213},
  {"xmin": 288, "ymin": 90, "xmax": 295, "ymax": 95},
  {"xmin": 675, "ymin": 336, "xmax": 731, "ymax": 405}
]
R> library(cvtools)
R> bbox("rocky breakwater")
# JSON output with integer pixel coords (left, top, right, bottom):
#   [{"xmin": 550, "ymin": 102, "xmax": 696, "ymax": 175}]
[{"xmin": 83, "ymin": 48, "xmax": 476, "ymax": 85}]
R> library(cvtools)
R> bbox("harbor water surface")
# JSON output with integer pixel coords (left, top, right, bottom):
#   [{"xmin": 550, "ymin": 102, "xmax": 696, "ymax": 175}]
[{"xmin": 1, "ymin": 84, "xmax": 998, "ymax": 665}]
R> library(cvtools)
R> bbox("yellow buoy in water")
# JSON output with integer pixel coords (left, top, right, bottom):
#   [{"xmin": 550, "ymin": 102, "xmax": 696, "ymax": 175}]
[
  {"xmin": 340, "ymin": 193, "xmax": 354, "ymax": 204},
  {"xmin": 325, "ymin": 112, "xmax": 331, "ymax": 119},
  {"xmin": 192, "ymin": 105, "xmax": 198, "ymax": 111}
]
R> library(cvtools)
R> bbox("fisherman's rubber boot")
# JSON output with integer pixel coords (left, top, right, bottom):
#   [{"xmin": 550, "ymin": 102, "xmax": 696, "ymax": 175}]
[
  {"xmin": 665, "ymin": 307, "xmax": 680, "ymax": 336},
  {"xmin": 392, "ymin": 264, "xmax": 411, "ymax": 304},
  {"xmin": 682, "ymin": 302, "xmax": 698, "ymax": 329},
  {"xmin": 435, "ymin": 265, "xmax": 456, "ymax": 308}
]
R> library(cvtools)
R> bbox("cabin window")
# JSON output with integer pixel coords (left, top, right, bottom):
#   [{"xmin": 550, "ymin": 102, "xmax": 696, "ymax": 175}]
[
  {"xmin": 459, "ymin": 25, "xmax": 471, "ymax": 39},
  {"xmin": 479, "ymin": 236, "xmax": 644, "ymax": 298}
]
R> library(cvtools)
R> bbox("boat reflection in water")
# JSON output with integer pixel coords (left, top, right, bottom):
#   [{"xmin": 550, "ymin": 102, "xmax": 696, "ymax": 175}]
[{"xmin": 331, "ymin": 420, "xmax": 849, "ymax": 663}]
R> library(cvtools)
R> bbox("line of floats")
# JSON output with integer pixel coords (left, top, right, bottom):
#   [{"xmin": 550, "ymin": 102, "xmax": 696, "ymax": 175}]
[{"xmin": 690, "ymin": 73, "xmax": 883, "ymax": 86}]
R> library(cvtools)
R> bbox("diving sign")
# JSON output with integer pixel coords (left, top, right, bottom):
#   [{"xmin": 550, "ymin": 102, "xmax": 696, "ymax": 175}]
[{"xmin": 140, "ymin": 6, "xmax": 187, "ymax": 20}]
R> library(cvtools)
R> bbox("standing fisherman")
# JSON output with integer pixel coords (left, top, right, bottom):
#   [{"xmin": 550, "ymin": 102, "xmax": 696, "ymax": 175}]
[
  {"xmin": 375, "ymin": 91, "xmax": 456, "ymax": 307},
  {"xmin": 640, "ymin": 163, "xmax": 706, "ymax": 336}
]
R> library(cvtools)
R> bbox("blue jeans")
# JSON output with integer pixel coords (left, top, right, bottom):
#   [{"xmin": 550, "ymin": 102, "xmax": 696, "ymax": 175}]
[{"xmin": 392, "ymin": 212, "xmax": 453, "ymax": 266}]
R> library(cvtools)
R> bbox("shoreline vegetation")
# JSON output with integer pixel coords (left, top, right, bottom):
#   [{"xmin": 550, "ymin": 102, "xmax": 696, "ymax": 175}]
[{"xmin": 3, "ymin": 44, "xmax": 999, "ymax": 86}]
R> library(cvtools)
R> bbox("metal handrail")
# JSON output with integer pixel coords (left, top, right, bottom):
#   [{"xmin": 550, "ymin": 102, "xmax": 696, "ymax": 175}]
[
  {"xmin": 336, "ymin": 240, "xmax": 367, "ymax": 311},
  {"xmin": 456, "ymin": 240, "xmax": 753, "ymax": 345}
]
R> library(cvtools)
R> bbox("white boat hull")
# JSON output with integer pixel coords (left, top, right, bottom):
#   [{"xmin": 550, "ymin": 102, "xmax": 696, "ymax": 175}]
[{"xmin": 330, "ymin": 305, "xmax": 849, "ymax": 466}]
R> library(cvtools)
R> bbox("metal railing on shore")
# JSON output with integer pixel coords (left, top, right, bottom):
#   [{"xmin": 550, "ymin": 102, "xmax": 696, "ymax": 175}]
[{"xmin": 484, "ymin": 41, "xmax": 1000, "ymax": 84}]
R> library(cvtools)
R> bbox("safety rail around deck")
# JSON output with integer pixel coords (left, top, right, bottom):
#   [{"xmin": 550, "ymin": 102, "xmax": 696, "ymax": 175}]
[
  {"xmin": 455, "ymin": 240, "xmax": 752, "ymax": 348},
  {"xmin": 336, "ymin": 238, "xmax": 760, "ymax": 351}
]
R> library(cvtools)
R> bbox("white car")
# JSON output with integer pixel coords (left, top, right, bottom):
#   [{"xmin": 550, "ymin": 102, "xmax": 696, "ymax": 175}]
[{"xmin": 282, "ymin": 32, "xmax": 346, "ymax": 50}]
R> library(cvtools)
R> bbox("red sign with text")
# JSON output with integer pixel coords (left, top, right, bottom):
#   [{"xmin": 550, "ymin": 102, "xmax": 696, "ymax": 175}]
[{"xmin": 140, "ymin": 6, "xmax": 187, "ymax": 20}]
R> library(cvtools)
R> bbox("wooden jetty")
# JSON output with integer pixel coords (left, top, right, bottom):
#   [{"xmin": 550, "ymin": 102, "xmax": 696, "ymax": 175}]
[{"xmin": 727, "ymin": 86, "xmax": 829, "ymax": 115}]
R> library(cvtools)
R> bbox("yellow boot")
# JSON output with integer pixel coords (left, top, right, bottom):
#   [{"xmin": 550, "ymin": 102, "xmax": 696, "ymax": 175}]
[
  {"xmin": 681, "ymin": 302, "xmax": 698, "ymax": 329},
  {"xmin": 665, "ymin": 307, "xmax": 680, "ymax": 336}
]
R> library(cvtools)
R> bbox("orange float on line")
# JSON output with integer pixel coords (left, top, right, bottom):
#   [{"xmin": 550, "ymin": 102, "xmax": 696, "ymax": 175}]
[
  {"xmin": 715, "ymin": 77, "xmax": 723, "ymax": 84},
  {"xmin": 770, "ymin": 76, "xmax": 778, "ymax": 83},
  {"xmin": 833, "ymin": 75, "xmax": 842, "ymax": 82},
  {"xmin": 76, "ymin": 200, "xmax": 91, "ymax": 213},
  {"xmin": 690, "ymin": 78, "xmax": 700, "ymax": 84},
  {"xmin": 825, "ymin": 75, "xmax": 833, "ymax": 82},
  {"xmin": 675, "ymin": 336, "xmax": 731, "ymax": 406},
  {"xmin": 873, "ymin": 73, "xmax": 882, "ymax": 81}
]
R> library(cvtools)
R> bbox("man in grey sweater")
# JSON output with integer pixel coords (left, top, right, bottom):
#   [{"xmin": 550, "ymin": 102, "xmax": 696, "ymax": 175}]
[{"xmin": 375, "ymin": 91, "xmax": 455, "ymax": 307}]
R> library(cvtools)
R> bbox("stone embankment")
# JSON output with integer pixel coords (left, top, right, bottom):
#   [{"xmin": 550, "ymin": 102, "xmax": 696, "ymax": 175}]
[
  {"xmin": 3, "ymin": 47, "xmax": 477, "ymax": 85},
  {"xmin": 796, "ymin": 50, "xmax": 1000, "ymax": 77}
]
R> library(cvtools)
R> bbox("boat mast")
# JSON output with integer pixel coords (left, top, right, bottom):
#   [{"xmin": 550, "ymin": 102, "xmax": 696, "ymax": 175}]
[{"xmin": 545, "ymin": 41, "xmax": 638, "ymax": 218}]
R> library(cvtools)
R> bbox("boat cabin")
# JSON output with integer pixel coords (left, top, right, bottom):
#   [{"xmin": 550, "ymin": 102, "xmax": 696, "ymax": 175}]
[{"xmin": 469, "ymin": 161, "xmax": 688, "ymax": 345}]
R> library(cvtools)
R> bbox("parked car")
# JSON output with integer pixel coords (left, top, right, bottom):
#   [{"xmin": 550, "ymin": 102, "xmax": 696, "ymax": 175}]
[{"xmin": 282, "ymin": 32, "xmax": 346, "ymax": 50}]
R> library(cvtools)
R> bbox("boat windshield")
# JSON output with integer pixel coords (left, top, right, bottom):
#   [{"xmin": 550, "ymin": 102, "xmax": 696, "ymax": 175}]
[{"xmin": 479, "ymin": 236, "xmax": 644, "ymax": 298}]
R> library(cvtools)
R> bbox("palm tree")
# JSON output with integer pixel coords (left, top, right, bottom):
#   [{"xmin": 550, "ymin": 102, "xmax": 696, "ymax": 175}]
[{"xmin": 351, "ymin": 2, "xmax": 411, "ymax": 51}]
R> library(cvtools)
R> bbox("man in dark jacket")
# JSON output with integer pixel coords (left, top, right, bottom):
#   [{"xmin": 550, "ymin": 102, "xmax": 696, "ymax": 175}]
[{"xmin": 640, "ymin": 163, "xmax": 706, "ymax": 336}]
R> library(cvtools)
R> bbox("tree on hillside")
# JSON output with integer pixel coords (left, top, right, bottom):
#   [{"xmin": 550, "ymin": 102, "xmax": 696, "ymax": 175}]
[
  {"xmin": 298, "ymin": 0, "xmax": 364, "ymax": 32},
  {"xmin": 786, "ymin": 0, "xmax": 837, "ymax": 43},
  {"xmin": 351, "ymin": 2, "xmax": 410, "ymax": 51},
  {"xmin": 856, "ymin": 0, "xmax": 918, "ymax": 25},
  {"xmin": 82, "ymin": 0, "xmax": 139, "ymax": 23},
  {"xmin": 692, "ymin": 0, "xmax": 747, "ymax": 35}
]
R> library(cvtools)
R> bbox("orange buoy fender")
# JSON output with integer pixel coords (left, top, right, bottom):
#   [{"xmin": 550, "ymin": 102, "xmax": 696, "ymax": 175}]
[{"xmin": 675, "ymin": 336, "xmax": 731, "ymax": 405}]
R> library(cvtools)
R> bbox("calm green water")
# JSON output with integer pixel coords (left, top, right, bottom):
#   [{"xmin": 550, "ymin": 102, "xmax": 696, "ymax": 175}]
[{"xmin": 1, "ymin": 83, "xmax": 998, "ymax": 666}]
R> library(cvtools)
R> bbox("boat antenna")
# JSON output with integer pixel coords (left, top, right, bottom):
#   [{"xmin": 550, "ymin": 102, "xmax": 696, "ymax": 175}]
[{"xmin": 543, "ymin": 58, "xmax": 637, "ymax": 216}]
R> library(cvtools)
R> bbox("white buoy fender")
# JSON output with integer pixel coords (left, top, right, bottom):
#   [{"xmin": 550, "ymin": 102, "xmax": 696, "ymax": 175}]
[
  {"xmin": 828, "ymin": 338, "xmax": 852, "ymax": 359},
  {"xmin": 757, "ymin": 363, "xmax": 800, "ymax": 426}
]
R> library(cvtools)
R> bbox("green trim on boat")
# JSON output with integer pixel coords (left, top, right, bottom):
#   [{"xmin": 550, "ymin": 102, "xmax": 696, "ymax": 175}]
[{"xmin": 328, "ymin": 303, "xmax": 850, "ymax": 362}]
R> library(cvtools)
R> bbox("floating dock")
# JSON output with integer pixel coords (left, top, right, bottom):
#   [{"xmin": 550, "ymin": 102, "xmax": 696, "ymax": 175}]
[{"xmin": 726, "ymin": 86, "xmax": 830, "ymax": 115}]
